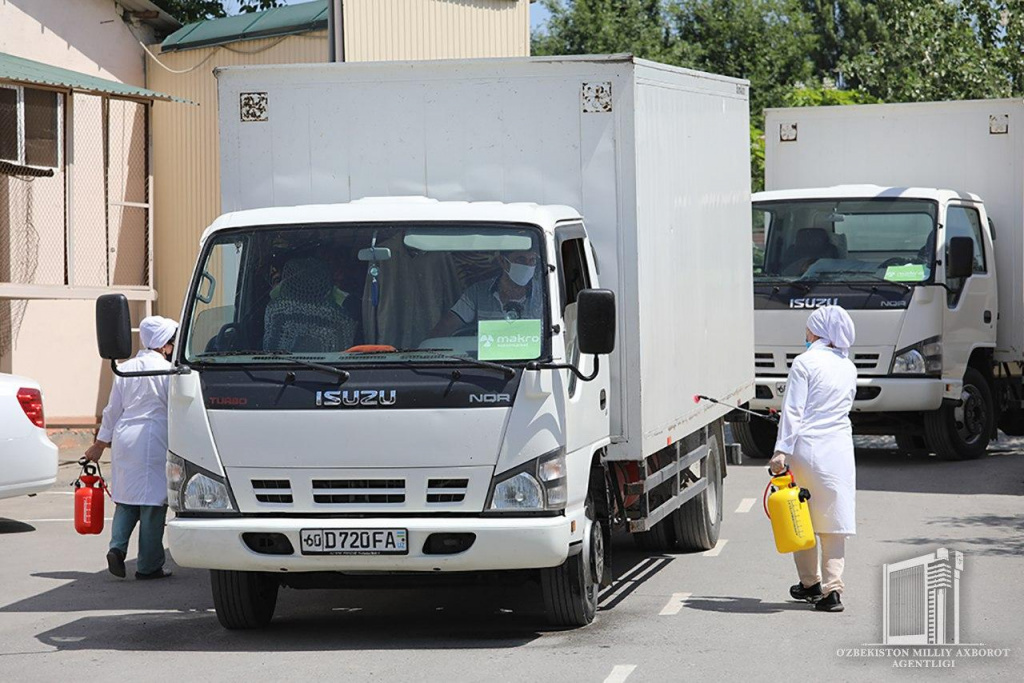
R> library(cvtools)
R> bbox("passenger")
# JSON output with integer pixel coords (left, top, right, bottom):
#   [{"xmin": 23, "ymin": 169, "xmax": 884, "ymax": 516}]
[
  {"xmin": 430, "ymin": 250, "xmax": 542, "ymax": 337},
  {"xmin": 769, "ymin": 305, "xmax": 857, "ymax": 613},
  {"xmin": 85, "ymin": 316, "xmax": 178, "ymax": 581},
  {"xmin": 264, "ymin": 257, "xmax": 360, "ymax": 352}
]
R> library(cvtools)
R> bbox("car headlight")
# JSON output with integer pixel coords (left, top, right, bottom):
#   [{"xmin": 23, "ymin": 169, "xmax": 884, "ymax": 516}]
[
  {"xmin": 487, "ymin": 449, "xmax": 567, "ymax": 512},
  {"xmin": 167, "ymin": 452, "xmax": 235, "ymax": 513},
  {"xmin": 892, "ymin": 336, "xmax": 942, "ymax": 376}
]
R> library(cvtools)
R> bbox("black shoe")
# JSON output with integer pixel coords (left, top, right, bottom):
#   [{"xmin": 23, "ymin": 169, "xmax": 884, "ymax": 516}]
[
  {"xmin": 790, "ymin": 581, "xmax": 823, "ymax": 603},
  {"xmin": 135, "ymin": 568, "xmax": 173, "ymax": 581},
  {"xmin": 106, "ymin": 548, "xmax": 126, "ymax": 578},
  {"xmin": 816, "ymin": 591, "xmax": 844, "ymax": 612}
]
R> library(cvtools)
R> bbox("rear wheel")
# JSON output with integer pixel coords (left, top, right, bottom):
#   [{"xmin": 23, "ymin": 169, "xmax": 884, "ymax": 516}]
[
  {"xmin": 630, "ymin": 492, "xmax": 677, "ymax": 551},
  {"xmin": 541, "ymin": 495, "xmax": 602, "ymax": 627},
  {"xmin": 731, "ymin": 418, "xmax": 776, "ymax": 459},
  {"xmin": 673, "ymin": 435, "xmax": 724, "ymax": 552},
  {"xmin": 211, "ymin": 570, "xmax": 279, "ymax": 630},
  {"xmin": 894, "ymin": 433, "xmax": 930, "ymax": 455},
  {"xmin": 923, "ymin": 367, "xmax": 993, "ymax": 461},
  {"xmin": 998, "ymin": 409, "xmax": 1024, "ymax": 436}
]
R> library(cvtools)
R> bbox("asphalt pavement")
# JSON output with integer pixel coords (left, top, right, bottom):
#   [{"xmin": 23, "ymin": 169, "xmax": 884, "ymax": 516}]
[{"xmin": 1, "ymin": 440, "xmax": 1021, "ymax": 682}]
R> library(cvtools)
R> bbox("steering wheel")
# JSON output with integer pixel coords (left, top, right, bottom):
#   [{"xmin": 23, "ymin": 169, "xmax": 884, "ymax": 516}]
[{"xmin": 877, "ymin": 257, "xmax": 918, "ymax": 270}]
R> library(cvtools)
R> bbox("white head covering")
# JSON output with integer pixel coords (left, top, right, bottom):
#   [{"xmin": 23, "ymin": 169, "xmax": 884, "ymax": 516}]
[
  {"xmin": 139, "ymin": 316, "xmax": 178, "ymax": 350},
  {"xmin": 807, "ymin": 306, "xmax": 855, "ymax": 358}
]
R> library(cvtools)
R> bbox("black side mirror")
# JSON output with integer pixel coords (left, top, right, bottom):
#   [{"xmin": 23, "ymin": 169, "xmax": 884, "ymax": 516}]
[
  {"xmin": 577, "ymin": 289, "xmax": 616, "ymax": 355},
  {"xmin": 947, "ymin": 236, "xmax": 974, "ymax": 280},
  {"xmin": 96, "ymin": 294, "xmax": 132, "ymax": 360}
]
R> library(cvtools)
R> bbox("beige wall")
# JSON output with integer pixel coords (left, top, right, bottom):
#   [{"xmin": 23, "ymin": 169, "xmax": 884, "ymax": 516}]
[
  {"xmin": 147, "ymin": 32, "xmax": 329, "ymax": 318},
  {"xmin": 342, "ymin": 0, "xmax": 530, "ymax": 62},
  {"xmin": 0, "ymin": 0, "xmax": 153, "ymax": 84}
]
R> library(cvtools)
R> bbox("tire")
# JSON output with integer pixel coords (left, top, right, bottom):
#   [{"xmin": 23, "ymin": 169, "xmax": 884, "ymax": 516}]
[
  {"xmin": 541, "ymin": 496, "xmax": 602, "ymax": 627},
  {"xmin": 731, "ymin": 418, "xmax": 777, "ymax": 459},
  {"xmin": 894, "ymin": 433, "xmax": 930, "ymax": 455},
  {"xmin": 998, "ymin": 409, "xmax": 1024, "ymax": 436},
  {"xmin": 923, "ymin": 367, "xmax": 993, "ymax": 461},
  {"xmin": 630, "ymin": 492, "xmax": 677, "ymax": 551},
  {"xmin": 673, "ymin": 435, "xmax": 724, "ymax": 552},
  {"xmin": 211, "ymin": 569, "xmax": 279, "ymax": 630}
]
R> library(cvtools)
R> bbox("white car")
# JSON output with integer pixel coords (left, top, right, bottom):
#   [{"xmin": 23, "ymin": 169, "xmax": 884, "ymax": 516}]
[{"xmin": 0, "ymin": 373, "xmax": 58, "ymax": 500}]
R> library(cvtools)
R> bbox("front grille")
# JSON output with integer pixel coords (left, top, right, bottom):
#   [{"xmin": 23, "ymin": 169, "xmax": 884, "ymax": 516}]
[
  {"xmin": 754, "ymin": 352, "xmax": 774, "ymax": 369},
  {"xmin": 853, "ymin": 353, "xmax": 880, "ymax": 370},
  {"xmin": 252, "ymin": 479, "xmax": 293, "ymax": 504},
  {"xmin": 786, "ymin": 353, "xmax": 800, "ymax": 368},
  {"xmin": 426, "ymin": 478, "xmax": 469, "ymax": 504},
  {"xmin": 311, "ymin": 479, "xmax": 405, "ymax": 504}
]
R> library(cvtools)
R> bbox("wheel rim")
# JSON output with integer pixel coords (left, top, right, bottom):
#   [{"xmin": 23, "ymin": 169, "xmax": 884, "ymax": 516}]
[
  {"xmin": 705, "ymin": 446, "xmax": 719, "ymax": 516},
  {"xmin": 954, "ymin": 384, "xmax": 987, "ymax": 445},
  {"xmin": 582, "ymin": 516, "xmax": 601, "ymax": 607}
]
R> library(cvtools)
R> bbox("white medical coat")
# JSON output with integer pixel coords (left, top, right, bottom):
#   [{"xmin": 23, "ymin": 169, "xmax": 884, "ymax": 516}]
[
  {"xmin": 97, "ymin": 350, "xmax": 171, "ymax": 506},
  {"xmin": 774, "ymin": 341, "xmax": 857, "ymax": 534}
]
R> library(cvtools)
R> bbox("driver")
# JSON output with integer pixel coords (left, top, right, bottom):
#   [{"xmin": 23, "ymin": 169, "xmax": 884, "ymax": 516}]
[{"xmin": 430, "ymin": 250, "xmax": 542, "ymax": 337}]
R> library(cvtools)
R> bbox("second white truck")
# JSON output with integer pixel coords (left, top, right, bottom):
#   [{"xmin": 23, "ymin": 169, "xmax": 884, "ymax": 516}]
[
  {"xmin": 96, "ymin": 56, "xmax": 754, "ymax": 628},
  {"xmin": 738, "ymin": 99, "xmax": 1024, "ymax": 461}
]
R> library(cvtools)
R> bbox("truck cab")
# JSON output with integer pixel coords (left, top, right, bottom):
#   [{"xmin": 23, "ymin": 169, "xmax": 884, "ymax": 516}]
[{"xmin": 739, "ymin": 185, "xmax": 998, "ymax": 460}]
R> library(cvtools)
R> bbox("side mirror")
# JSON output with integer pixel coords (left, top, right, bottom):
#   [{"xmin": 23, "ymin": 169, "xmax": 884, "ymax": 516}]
[
  {"xmin": 947, "ymin": 236, "xmax": 974, "ymax": 280},
  {"xmin": 577, "ymin": 289, "xmax": 616, "ymax": 355},
  {"xmin": 96, "ymin": 294, "xmax": 132, "ymax": 360}
]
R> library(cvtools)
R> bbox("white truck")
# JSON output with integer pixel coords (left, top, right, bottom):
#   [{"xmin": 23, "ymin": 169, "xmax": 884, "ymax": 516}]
[
  {"xmin": 736, "ymin": 99, "xmax": 1024, "ymax": 461},
  {"xmin": 96, "ymin": 55, "xmax": 754, "ymax": 628}
]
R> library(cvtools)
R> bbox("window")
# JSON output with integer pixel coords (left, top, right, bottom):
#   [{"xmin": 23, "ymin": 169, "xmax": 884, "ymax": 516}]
[
  {"xmin": 0, "ymin": 85, "xmax": 62, "ymax": 169},
  {"xmin": 945, "ymin": 205, "xmax": 986, "ymax": 274},
  {"xmin": 559, "ymin": 236, "xmax": 592, "ymax": 396}
]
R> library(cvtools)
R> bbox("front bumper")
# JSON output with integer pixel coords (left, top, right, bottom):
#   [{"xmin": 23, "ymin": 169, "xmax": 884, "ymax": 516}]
[
  {"xmin": 750, "ymin": 376, "xmax": 946, "ymax": 413},
  {"xmin": 167, "ymin": 512, "xmax": 581, "ymax": 573}
]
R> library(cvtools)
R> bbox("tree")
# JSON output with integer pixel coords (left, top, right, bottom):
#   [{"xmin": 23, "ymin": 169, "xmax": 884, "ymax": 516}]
[
  {"xmin": 153, "ymin": 0, "xmax": 282, "ymax": 24},
  {"xmin": 532, "ymin": 0, "xmax": 675, "ymax": 62}
]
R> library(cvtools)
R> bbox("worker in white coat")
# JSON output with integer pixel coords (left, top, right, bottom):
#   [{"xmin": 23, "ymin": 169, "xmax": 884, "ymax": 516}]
[
  {"xmin": 85, "ymin": 316, "xmax": 178, "ymax": 580},
  {"xmin": 769, "ymin": 305, "xmax": 857, "ymax": 613}
]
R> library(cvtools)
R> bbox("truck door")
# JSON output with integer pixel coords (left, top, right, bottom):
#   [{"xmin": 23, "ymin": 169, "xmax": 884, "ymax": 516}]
[
  {"xmin": 556, "ymin": 225, "xmax": 611, "ymax": 455},
  {"xmin": 942, "ymin": 202, "xmax": 997, "ymax": 380}
]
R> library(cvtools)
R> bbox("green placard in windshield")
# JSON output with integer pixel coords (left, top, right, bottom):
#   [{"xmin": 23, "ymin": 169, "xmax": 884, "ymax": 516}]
[
  {"xmin": 478, "ymin": 319, "xmax": 543, "ymax": 360},
  {"xmin": 884, "ymin": 264, "xmax": 927, "ymax": 282}
]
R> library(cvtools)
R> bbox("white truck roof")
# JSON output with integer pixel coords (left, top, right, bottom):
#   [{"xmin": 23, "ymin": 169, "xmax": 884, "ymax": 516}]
[
  {"xmin": 201, "ymin": 198, "xmax": 582, "ymax": 244},
  {"xmin": 754, "ymin": 185, "xmax": 983, "ymax": 204}
]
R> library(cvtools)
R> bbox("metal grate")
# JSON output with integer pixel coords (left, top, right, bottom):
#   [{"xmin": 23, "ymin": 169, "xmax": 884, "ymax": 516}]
[
  {"xmin": 252, "ymin": 479, "xmax": 293, "ymax": 504},
  {"xmin": 853, "ymin": 353, "xmax": 880, "ymax": 370},
  {"xmin": 312, "ymin": 479, "xmax": 405, "ymax": 504},
  {"xmin": 427, "ymin": 478, "xmax": 469, "ymax": 504}
]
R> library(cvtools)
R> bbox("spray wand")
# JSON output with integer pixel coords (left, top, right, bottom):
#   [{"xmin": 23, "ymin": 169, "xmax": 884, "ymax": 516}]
[{"xmin": 693, "ymin": 394, "xmax": 779, "ymax": 424}]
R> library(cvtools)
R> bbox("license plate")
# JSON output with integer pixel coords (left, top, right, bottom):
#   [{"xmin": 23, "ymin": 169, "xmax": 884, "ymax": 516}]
[{"xmin": 299, "ymin": 528, "xmax": 408, "ymax": 556}]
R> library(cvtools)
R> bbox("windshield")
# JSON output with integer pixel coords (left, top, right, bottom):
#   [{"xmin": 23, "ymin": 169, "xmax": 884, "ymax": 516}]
[
  {"xmin": 183, "ymin": 223, "xmax": 548, "ymax": 365},
  {"xmin": 753, "ymin": 199, "xmax": 938, "ymax": 284}
]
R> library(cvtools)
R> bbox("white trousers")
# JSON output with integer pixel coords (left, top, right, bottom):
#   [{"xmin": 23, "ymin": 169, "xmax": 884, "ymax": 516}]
[{"xmin": 794, "ymin": 533, "xmax": 846, "ymax": 595}]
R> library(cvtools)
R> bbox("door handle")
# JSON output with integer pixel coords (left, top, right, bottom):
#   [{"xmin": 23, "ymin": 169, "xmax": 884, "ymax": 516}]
[
  {"xmin": 600, "ymin": 389, "xmax": 607, "ymax": 410},
  {"xmin": 984, "ymin": 311, "xmax": 992, "ymax": 324}
]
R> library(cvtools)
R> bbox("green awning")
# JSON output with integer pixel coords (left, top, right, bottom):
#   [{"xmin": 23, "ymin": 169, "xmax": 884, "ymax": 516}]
[
  {"xmin": 161, "ymin": 0, "xmax": 328, "ymax": 53},
  {"xmin": 0, "ymin": 51, "xmax": 184, "ymax": 103}
]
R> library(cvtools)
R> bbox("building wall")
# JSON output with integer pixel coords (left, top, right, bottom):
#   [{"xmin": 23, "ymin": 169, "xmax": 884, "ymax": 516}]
[
  {"xmin": 0, "ymin": 0, "xmax": 154, "ymax": 84},
  {"xmin": 342, "ymin": 0, "xmax": 529, "ymax": 62},
  {"xmin": 1, "ymin": 0, "xmax": 156, "ymax": 424},
  {"xmin": 147, "ymin": 33, "xmax": 329, "ymax": 319}
]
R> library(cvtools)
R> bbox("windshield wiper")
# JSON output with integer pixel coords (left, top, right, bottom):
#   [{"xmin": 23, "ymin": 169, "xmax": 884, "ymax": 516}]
[
  {"xmin": 809, "ymin": 272, "xmax": 912, "ymax": 292},
  {"xmin": 755, "ymin": 277, "xmax": 813, "ymax": 293},
  {"xmin": 400, "ymin": 349, "xmax": 516, "ymax": 379},
  {"xmin": 194, "ymin": 350, "xmax": 350, "ymax": 382}
]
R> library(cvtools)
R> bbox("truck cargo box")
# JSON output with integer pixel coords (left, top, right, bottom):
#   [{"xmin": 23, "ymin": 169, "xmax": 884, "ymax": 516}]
[
  {"xmin": 216, "ymin": 55, "xmax": 755, "ymax": 460},
  {"xmin": 765, "ymin": 99, "xmax": 1024, "ymax": 361}
]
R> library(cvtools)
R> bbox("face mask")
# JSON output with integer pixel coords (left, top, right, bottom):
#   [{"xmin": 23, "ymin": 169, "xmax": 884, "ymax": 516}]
[
  {"xmin": 505, "ymin": 260, "xmax": 536, "ymax": 287},
  {"xmin": 805, "ymin": 341, "xmax": 813, "ymax": 350}
]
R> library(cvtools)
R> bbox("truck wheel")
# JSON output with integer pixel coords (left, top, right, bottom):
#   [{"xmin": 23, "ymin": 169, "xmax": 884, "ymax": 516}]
[
  {"xmin": 731, "ymin": 419, "xmax": 776, "ymax": 459},
  {"xmin": 631, "ymin": 492, "xmax": 677, "ymax": 551},
  {"xmin": 673, "ymin": 435, "xmax": 723, "ymax": 552},
  {"xmin": 923, "ymin": 367, "xmax": 993, "ymax": 461},
  {"xmin": 541, "ymin": 496, "xmax": 601, "ymax": 627},
  {"xmin": 211, "ymin": 569, "xmax": 279, "ymax": 630},
  {"xmin": 997, "ymin": 409, "xmax": 1024, "ymax": 436},
  {"xmin": 894, "ymin": 433, "xmax": 930, "ymax": 455}
]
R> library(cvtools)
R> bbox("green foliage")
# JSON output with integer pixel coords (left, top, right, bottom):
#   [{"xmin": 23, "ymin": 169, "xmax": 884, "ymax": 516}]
[
  {"xmin": 153, "ymin": 0, "xmax": 282, "ymax": 24},
  {"xmin": 750, "ymin": 123, "xmax": 766, "ymax": 192},
  {"xmin": 532, "ymin": 0, "xmax": 674, "ymax": 60},
  {"xmin": 782, "ymin": 86, "xmax": 880, "ymax": 107}
]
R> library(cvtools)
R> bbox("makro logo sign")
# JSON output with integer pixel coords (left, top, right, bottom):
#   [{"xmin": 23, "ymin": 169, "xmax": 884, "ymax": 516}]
[{"xmin": 789, "ymin": 297, "xmax": 840, "ymax": 309}]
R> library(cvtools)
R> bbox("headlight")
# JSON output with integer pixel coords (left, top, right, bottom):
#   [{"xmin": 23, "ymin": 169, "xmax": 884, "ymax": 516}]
[
  {"xmin": 487, "ymin": 449, "xmax": 567, "ymax": 512},
  {"xmin": 167, "ymin": 452, "xmax": 235, "ymax": 513},
  {"xmin": 891, "ymin": 336, "xmax": 942, "ymax": 376}
]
